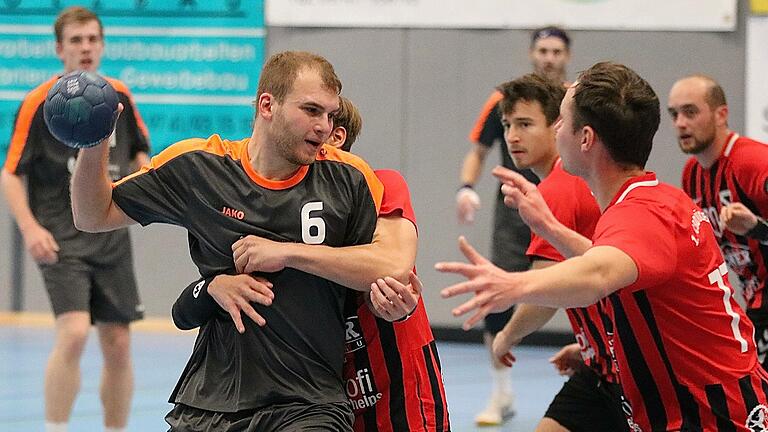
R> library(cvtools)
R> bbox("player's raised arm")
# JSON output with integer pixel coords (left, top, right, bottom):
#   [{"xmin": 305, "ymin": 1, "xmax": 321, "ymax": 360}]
[{"xmin": 70, "ymin": 104, "xmax": 135, "ymax": 232}]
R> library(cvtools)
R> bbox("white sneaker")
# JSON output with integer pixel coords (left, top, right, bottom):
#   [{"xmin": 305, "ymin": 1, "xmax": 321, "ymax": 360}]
[{"xmin": 475, "ymin": 392, "xmax": 515, "ymax": 426}]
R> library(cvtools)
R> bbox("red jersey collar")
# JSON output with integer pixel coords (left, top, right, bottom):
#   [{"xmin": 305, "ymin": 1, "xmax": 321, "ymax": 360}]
[{"xmin": 607, "ymin": 172, "xmax": 659, "ymax": 208}]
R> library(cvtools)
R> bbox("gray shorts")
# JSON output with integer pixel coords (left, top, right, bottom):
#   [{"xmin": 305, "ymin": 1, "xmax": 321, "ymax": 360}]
[
  {"xmin": 40, "ymin": 256, "xmax": 143, "ymax": 323},
  {"xmin": 166, "ymin": 402, "xmax": 354, "ymax": 432},
  {"xmin": 485, "ymin": 202, "xmax": 531, "ymax": 334}
]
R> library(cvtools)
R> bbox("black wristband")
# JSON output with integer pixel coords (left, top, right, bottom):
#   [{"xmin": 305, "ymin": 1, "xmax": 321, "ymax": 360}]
[
  {"xmin": 393, "ymin": 304, "xmax": 418, "ymax": 323},
  {"xmin": 458, "ymin": 183, "xmax": 474, "ymax": 192},
  {"xmin": 746, "ymin": 217, "xmax": 768, "ymax": 241}
]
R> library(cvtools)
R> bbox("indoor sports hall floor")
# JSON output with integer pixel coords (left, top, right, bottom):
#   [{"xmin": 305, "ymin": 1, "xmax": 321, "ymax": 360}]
[{"xmin": 0, "ymin": 316, "xmax": 564, "ymax": 431}]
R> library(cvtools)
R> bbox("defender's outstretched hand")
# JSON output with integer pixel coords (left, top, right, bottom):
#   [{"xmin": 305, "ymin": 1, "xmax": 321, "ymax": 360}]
[
  {"xmin": 436, "ymin": 236, "xmax": 520, "ymax": 330},
  {"xmin": 492, "ymin": 166, "xmax": 557, "ymax": 234}
]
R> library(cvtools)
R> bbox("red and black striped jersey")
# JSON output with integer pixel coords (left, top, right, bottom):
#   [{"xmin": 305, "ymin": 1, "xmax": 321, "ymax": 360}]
[
  {"xmin": 3, "ymin": 75, "xmax": 149, "ymax": 264},
  {"xmin": 113, "ymin": 135, "xmax": 383, "ymax": 413},
  {"xmin": 526, "ymin": 160, "xmax": 619, "ymax": 384},
  {"xmin": 682, "ymin": 133, "xmax": 768, "ymax": 314},
  {"xmin": 344, "ymin": 169, "xmax": 450, "ymax": 431},
  {"xmin": 593, "ymin": 172, "xmax": 767, "ymax": 431}
]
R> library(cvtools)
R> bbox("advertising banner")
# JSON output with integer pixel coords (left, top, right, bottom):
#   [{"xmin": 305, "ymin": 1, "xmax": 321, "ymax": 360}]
[
  {"xmin": 0, "ymin": 0, "xmax": 265, "ymax": 161},
  {"xmin": 267, "ymin": 0, "xmax": 736, "ymax": 31}
]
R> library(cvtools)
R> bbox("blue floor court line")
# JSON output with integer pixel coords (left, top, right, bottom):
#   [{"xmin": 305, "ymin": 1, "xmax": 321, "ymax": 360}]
[{"xmin": 0, "ymin": 326, "xmax": 564, "ymax": 431}]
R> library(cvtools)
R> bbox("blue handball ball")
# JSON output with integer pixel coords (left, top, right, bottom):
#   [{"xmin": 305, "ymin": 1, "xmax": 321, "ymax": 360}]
[{"xmin": 43, "ymin": 70, "xmax": 119, "ymax": 148}]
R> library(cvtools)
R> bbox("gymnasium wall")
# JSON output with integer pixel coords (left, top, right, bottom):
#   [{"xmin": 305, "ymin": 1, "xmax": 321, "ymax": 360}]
[{"xmin": 1, "ymin": 0, "xmax": 751, "ymax": 336}]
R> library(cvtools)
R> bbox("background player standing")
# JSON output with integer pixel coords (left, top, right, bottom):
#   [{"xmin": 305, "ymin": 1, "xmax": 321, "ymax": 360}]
[
  {"xmin": 668, "ymin": 74, "xmax": 768, "ymax": 366},
  {"xmin": 0, "ymin": 7, "xmax": 149, "ymax": 432},
  {"xmin": 454, "ymin": 26, "xmax": 572, "ymax": 426}
]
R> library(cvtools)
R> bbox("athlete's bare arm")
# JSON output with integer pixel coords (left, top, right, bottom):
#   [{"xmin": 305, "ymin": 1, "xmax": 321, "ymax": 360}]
[
  {"xmin": 1, "ymin": 170, "xmax": 60, "ymax": 263},
  {"xmin": 70, "ymin": 105, "xmax": 136, "ymax": 232},
  {"xmin": 233, "ymin": 213, "xmax": 417, "ymax": 291},
  {"xmin": 456, "ymin": 144, "xmax": 489, "ymax": 224},
  {"xmin": 172, "ymin": 270, "xmax": 421, "ymax": 333},
  {"xmin": 437, "ymin": 237, "xmax": 637, "ymax": 329},
  {"xmin": 173, "ymin": 203, "xmax": 420, "ymax": 330}
]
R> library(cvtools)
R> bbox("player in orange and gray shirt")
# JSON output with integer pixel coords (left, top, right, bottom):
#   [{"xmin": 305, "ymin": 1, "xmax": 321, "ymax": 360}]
[{"xmin": 1, "ymin": 7, "xmax": 148, "ymax": 432}]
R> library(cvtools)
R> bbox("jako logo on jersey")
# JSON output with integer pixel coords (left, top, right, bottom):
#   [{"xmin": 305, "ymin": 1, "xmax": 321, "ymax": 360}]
[
  {"xmin": 344, "ymin": 315, "xmax": 365, "ymax": 354},
  {"xmin": 691, "ymin": 208, "xmax": 710, "ymax": 246},
  {"xmin": 346, "ymin": 368, "xmax": 382, "ymax": 411},
  {"xmin": 221, "ymin": 206, "xmax": 245, "ymax": 220},
  {"xmin": 747, "ymin": 404, "xmax": 768, "ymax": 432},
  {"xmin": 192, "ymin": 280, "xmax": 205, "ymax": 299}
]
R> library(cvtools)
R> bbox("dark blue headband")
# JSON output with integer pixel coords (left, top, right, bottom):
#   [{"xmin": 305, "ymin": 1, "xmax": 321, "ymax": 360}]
[{"xmin": 532, "ymin": 27, "xmax": 570, "ymax": 48}]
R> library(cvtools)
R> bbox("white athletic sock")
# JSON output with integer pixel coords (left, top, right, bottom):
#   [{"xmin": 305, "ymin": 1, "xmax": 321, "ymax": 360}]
[
  {"xmin": 104, "ymin": 427, "xmax": 126, "ymax": 432},
  {"xmin": 492, "ymin": 367, "xmax": 512, "ymax": 397},
  {"xmin": 45, "ymin": 422, "xmax": 68, "ymax": 432}
]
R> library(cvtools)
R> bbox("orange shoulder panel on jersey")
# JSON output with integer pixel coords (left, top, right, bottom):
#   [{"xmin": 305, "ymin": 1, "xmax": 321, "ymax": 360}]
[
  {"xmin": 468, "ymin": 90, "xmax": 503, "ymax": 144},
  {"xmin": 112, "ymin": 134, "xmax": 242, "ymax": 187},
  {"xmin": 3, "ymin": 76, "xmax": 58, "ymax": 173},
  {"xmin": 105, "ymin": 77, "xmax": 150, "ymax": 141},
  {"xmin": 318, "ymin": 144, "xmax": 384, "ymax": 213}
]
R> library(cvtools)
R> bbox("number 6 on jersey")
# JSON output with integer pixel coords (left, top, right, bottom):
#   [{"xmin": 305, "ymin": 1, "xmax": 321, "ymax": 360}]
[{"xmin": 301, "ymin": 201, "xmax": 326, "ymax": 244}]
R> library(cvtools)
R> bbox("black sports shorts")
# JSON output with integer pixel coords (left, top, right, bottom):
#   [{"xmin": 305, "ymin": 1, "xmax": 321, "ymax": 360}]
[
  {"xmin": 166, "ymin": 401, "xmax": 354, "ymax": 432},
  {"xmin": 748, "ymin": 309, "xmax": 768, "ymax": 370},
  {"xmin": 544, "ymin": 366, "xmax": 628, "ymax": 432}
]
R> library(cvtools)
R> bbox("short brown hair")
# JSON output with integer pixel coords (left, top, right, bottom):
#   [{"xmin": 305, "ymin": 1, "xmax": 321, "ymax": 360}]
[
  {"xmin": 687, "ymin": 74, "xmax": 727, "ymax": 109},
  {"xmin": 256, "ymin": 51, "xmax": 342, "ymax": 103},
  {"xmin": 336, "ymin": 97, "xmax": 363, "ymax": 152},
  {"xmin": 54, "ymin": 6, "xmax": 103, "ymax": 43},
  {"xmin": 498, "ymin": 73, "xmax": 565, "ymax": 126},
  {"xmin": 572, "ymin": 62, "xmax": 660, "ymax": 168}
]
